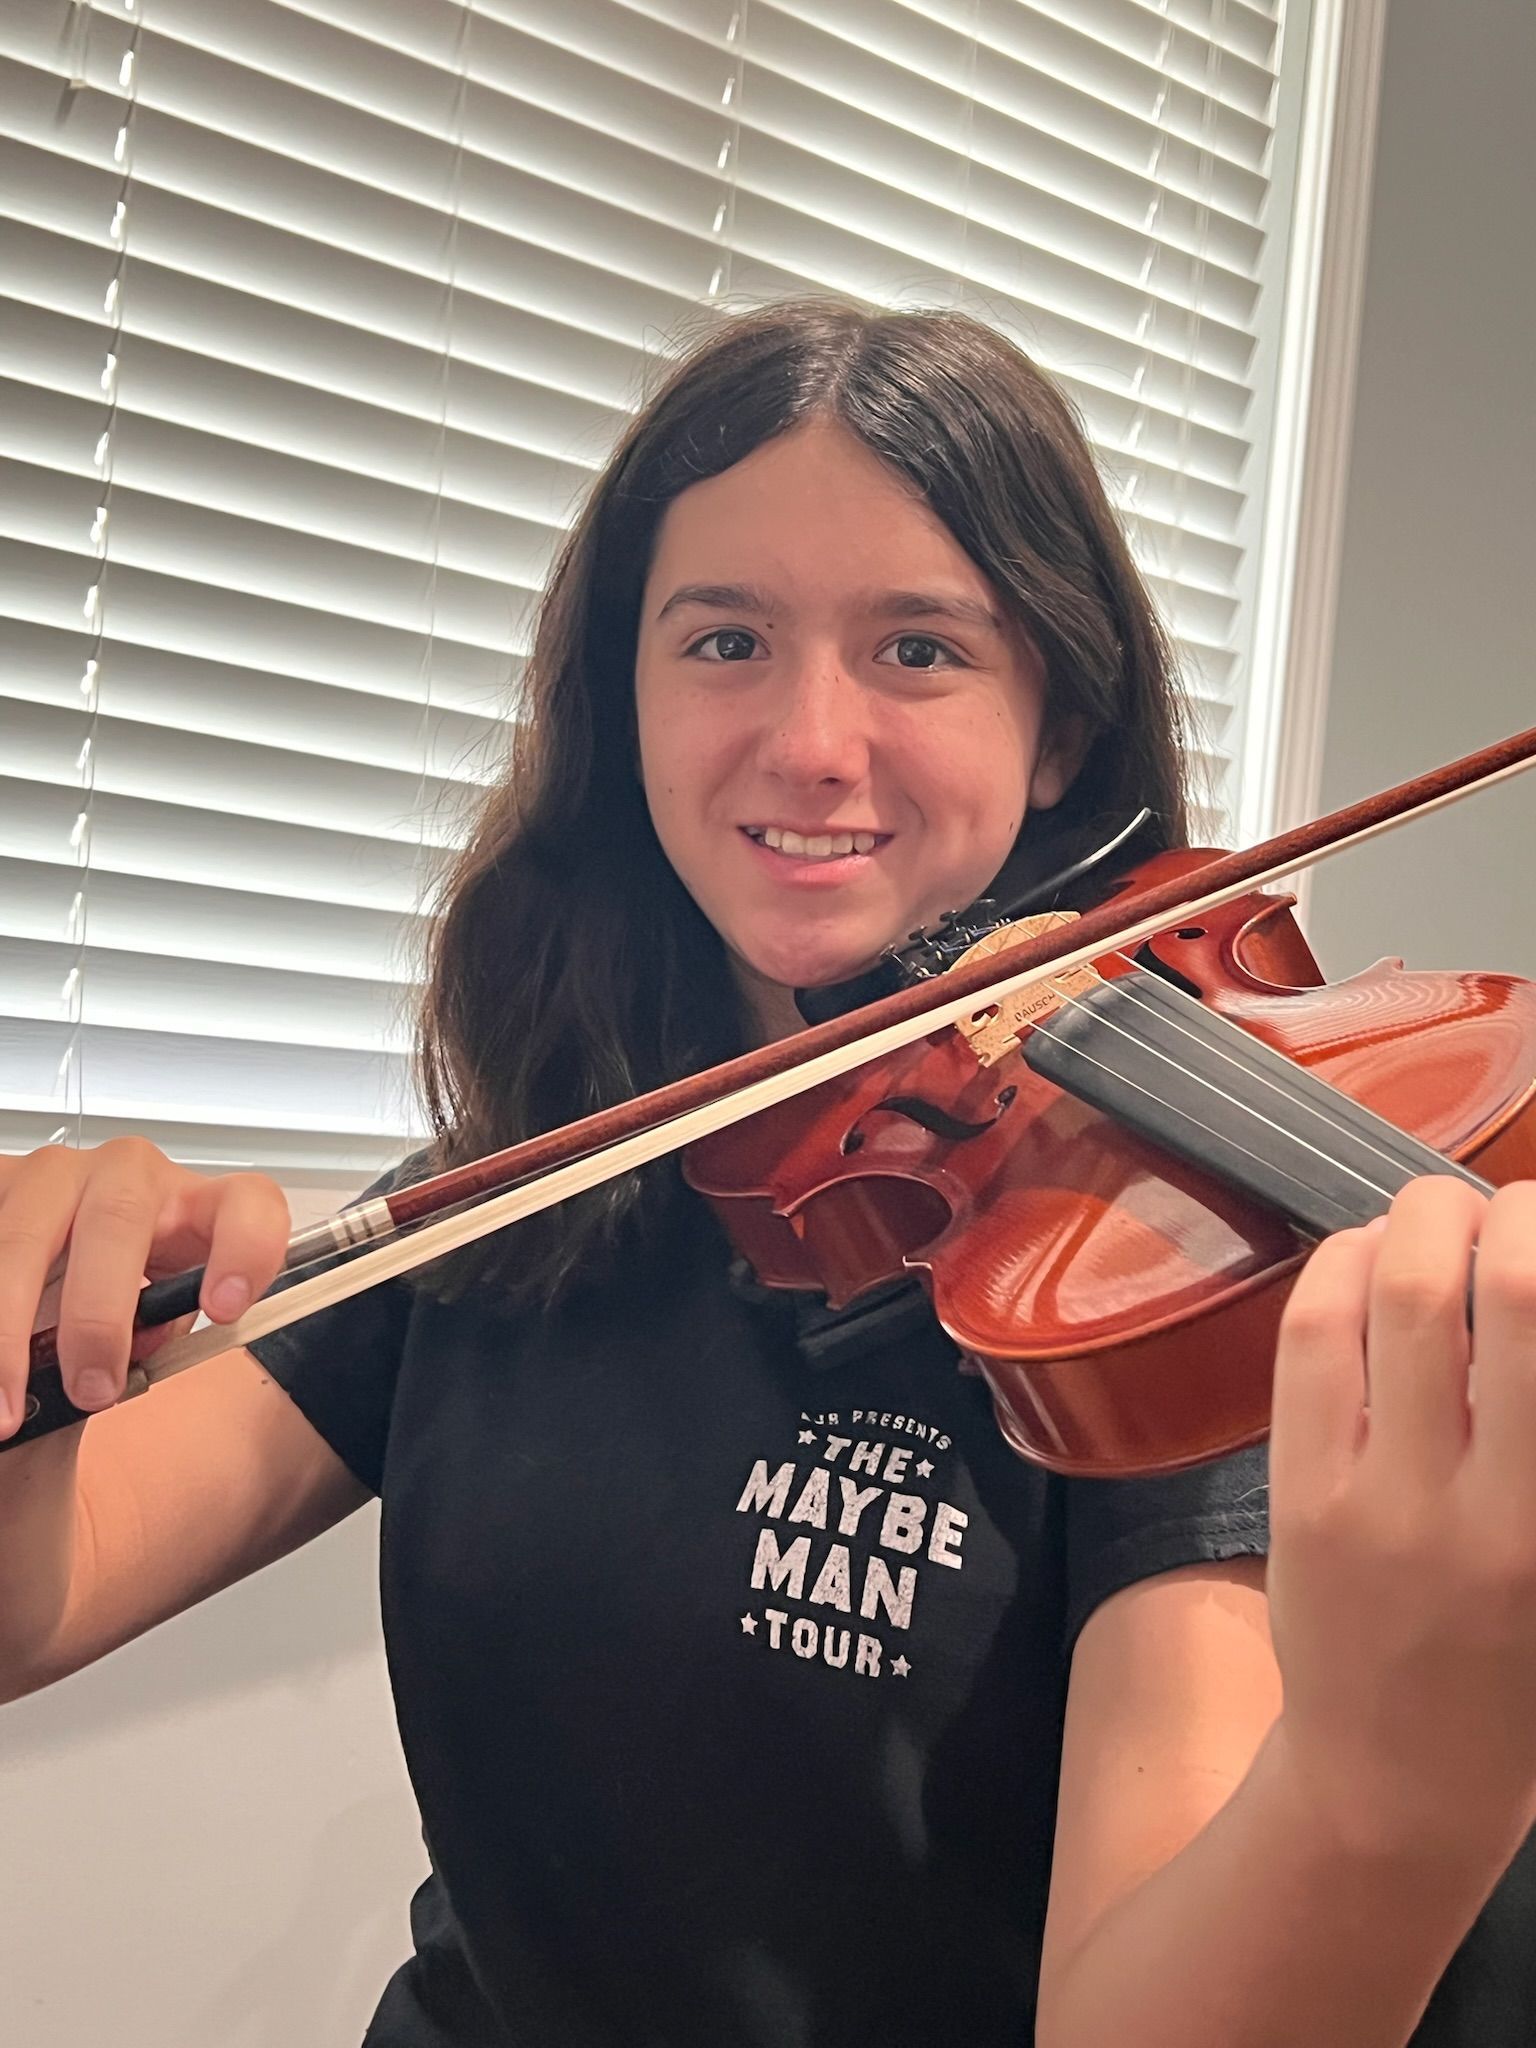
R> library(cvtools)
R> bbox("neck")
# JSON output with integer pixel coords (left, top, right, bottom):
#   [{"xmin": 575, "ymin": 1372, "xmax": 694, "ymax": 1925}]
[
  {"xmin": 747, "ymin": 979, "xmax": 812, "ymax": 1047},
  {"xmin": 729, "ymin": 956, "xmax": 815, "ymax": 1046}
]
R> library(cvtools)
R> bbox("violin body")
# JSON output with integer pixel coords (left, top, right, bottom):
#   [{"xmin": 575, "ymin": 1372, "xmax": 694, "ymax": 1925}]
[{"xmin": 685, "ymin": 852, "xmax": 1536, "ymax": 1478}]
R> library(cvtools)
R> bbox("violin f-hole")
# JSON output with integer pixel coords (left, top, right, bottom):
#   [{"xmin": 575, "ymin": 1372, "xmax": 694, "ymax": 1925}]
[{"xmin": 840, "ymin": 1084, "xmax": 1018, "ymax": 1153}]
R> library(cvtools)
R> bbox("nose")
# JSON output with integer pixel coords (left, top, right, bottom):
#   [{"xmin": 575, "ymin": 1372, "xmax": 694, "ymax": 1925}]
[{"xmin": 754, "ymin": 652, "xmax": 871, "ymax": 790}]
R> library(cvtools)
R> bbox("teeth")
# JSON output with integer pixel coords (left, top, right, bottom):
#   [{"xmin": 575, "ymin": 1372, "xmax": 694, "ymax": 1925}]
[{"xmin": 757, "ymin": 827, "xmax": 879, "ymax": 859}]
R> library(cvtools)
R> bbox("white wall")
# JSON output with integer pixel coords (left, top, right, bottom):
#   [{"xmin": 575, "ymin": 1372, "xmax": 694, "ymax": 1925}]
[
  {"xmin": 1304, "ymin": 0, "xmax": 1536, "ymax": 982},
  {"xmin": 4, "ymin": 3, "xmax": 1534, "ymax": 2040},
  {"xmin": 0, "ymin": 1191, "xmax": 426, "ymax": 2048},
  {"xmin": 0, "ymin": 1519, "xmax": 421, "ymax": 2048}
]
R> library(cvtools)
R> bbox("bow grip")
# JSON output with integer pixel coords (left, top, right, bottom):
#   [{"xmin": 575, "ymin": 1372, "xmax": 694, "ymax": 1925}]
[{"xmin": 2, "ymin": 1359, "xmax": 149, "ymax": 1452}]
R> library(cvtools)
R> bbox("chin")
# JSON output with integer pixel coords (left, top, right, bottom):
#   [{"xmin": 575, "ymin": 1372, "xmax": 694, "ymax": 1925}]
[{"xmin": 739, "ymin": 936, "xmax": 884, "ymax": 996}]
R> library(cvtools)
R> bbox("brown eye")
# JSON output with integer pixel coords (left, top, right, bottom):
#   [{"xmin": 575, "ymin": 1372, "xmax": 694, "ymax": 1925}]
[
  {"xmin": 693, "ymin": 629, "xmax": 758, "ymax": 662},
  {"xmin": 882, "ymin": 634, "xmax": 956, "ymax": 670}
]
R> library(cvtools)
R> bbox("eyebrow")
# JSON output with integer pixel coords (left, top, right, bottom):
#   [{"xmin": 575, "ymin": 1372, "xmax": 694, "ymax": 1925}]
[{"xmin": 654, "ymin": 583, "xmax": 1003, "ymax": 632}]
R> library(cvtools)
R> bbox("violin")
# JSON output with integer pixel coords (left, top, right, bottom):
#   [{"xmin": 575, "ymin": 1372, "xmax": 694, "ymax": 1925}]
[
  {"xmin": 686, "ymin": 845, "xmax": 1536, "ymax": 1476},
  {"xmin": 11, "ymin": 724, "xmax": 1536, "ymax": 1472}
]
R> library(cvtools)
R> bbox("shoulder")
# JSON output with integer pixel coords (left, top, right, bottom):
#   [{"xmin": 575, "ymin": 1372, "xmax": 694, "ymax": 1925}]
[
  {"xmin": 1061, "ymin": 1437, "xmax": 1270, "ymax": 1647},
  {"xmin": 1047, "ymin": 1437, "xmax": 1276, "ymax": 1960},
  {"xmin": 1042, "ymin": 1557, "xmax": 1276, "ymax": 1981}
]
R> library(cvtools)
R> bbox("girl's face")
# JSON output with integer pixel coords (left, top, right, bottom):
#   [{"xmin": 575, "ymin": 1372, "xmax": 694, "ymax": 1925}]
[{"xmin": 635, "ymin": 422, "xmax": 1076, "ymax": 1039}]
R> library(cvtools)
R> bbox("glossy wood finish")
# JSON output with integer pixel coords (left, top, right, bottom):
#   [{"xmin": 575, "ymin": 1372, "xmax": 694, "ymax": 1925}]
[{"xmin": 686, "ymin": 853, "xmax": 1536, "ymax": 1477}]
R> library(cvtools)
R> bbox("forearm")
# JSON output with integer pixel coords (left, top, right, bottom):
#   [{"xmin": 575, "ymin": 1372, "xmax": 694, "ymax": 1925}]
[
  {"xmin": 0, "ymin": 1425, "xmax": 82, "ymax": 1702},
  {"xmin": 1037, "ymin": 1719, "xmax": 1525, "ymax": 2048}
]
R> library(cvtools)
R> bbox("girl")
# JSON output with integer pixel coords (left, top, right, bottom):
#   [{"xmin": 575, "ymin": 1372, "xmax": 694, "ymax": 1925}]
[{"xmin": 3, "ymin": 300, "xmax": 1536, "ymax": 2047}]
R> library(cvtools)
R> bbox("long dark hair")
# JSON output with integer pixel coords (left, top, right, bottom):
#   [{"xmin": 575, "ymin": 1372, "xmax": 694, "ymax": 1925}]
[{"xmin": 417, "ymin": 298, "xmax": 1189, "ymax": 1307}]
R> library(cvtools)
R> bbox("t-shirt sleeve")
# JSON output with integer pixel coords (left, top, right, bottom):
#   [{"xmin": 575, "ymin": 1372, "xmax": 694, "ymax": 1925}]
[
  {"xmin": 246, "ymin": 1158, "xmax": 424, "ymax": 1496},
  {"xmin": 1061, "ymin": 1438, "xmax": 1270, "ymax": 1652}
]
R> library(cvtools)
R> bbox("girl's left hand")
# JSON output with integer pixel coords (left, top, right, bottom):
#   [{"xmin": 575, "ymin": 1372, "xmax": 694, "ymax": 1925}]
[{"xmin": 1266, "ymin": 1173, "xmax": 1536, "ymax": 1869}]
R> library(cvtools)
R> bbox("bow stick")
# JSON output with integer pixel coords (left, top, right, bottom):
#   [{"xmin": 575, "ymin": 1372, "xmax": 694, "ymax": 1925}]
[{"xmin": 15, "ymin": 721, "xmax": 1536, "ymax": 1441}]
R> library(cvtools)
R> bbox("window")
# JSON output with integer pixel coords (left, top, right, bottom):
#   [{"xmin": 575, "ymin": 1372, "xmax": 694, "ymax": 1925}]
[{"xmin": 1, "ymin": 0, "xmax": 1321, "ymax": 1180}]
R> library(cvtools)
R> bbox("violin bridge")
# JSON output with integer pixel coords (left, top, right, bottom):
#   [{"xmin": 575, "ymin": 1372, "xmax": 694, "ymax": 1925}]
[{"xmin": 952, "ymin": 912, "xmax": 1102, "ymax": 1068}]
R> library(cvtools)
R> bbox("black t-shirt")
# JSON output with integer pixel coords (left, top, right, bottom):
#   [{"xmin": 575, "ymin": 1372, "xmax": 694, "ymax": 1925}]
[{"xmin": 248, "ymin": 1175, "xmax": 1534, "ymax": 2046}]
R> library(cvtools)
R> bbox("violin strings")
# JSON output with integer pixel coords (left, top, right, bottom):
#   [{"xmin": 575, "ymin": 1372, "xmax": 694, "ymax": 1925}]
[
  {"xmin": 1025, "ymin": 1009, "xmax": 1396, "ymax": 1220},
  {"xmin": 1024, "ymin": 1003, "xmax": 1398, "ymax": 1218},
  {"xmin": 1052, "ymin": 955, "xmax": 1435, "ymax": 1191},
  {"xmin": 1034, "ymin": 963, "xmax": 1409, "ymax": 1195},
  {"xmin": 1021, "ymin": 977, "xmax": 1404, "ymax": 1218},
  {"xmin": 1077, "ymin": 955, "xmax": 1487, "ymax": 1203}
]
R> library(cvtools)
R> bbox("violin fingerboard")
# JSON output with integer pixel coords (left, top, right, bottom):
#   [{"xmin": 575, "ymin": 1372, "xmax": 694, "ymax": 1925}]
[{"xmin": 1021, "ymin": 968, "xmax": 1490, "ymax": 1240}]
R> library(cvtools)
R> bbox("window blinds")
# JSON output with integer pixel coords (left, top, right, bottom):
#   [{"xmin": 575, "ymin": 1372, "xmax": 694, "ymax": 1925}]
[{"xmin": 0, "ymin": 0, "xmax": 1307, "ymax": 1181}]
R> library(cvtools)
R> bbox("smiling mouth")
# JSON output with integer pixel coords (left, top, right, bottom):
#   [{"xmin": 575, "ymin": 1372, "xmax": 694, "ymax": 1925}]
[{"xmin": 742, "ymin": 825, "xmax": 887, "ymax": 860}]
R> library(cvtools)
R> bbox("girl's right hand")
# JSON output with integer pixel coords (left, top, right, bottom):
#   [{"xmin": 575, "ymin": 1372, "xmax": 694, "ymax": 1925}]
[{"xmin": 0, "ymin": 1140, "xmax": 291, "ymax": 1440}]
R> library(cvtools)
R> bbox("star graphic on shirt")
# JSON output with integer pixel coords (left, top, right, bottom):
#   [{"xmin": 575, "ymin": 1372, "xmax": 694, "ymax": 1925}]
[
  {"xmin": 891, "ymin": 1655, "xmax": 911, "ymax": 1678},
  {"xmin": 740, "ymin": 1612, "xmax": 758, "ymax": 1635},
  {"xmin": 915, "ymin": 1458, "xmax": 934, "ymax": 1478},
  {"xmin": 797, "ymin": 1429, "xmax": 816, "ymax": 1445}
]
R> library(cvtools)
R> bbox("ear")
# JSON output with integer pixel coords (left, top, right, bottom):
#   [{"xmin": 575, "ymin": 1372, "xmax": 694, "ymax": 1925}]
[{"xmin": 1027, "ymin": 714, "xmax": 1092, "ymax": 811}]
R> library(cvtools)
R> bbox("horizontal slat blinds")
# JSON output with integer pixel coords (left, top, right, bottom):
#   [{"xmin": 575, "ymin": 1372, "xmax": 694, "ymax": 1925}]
[{"xmin": 1, "ymin": 0, "xmax": 1307, "ymax": 1180}]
